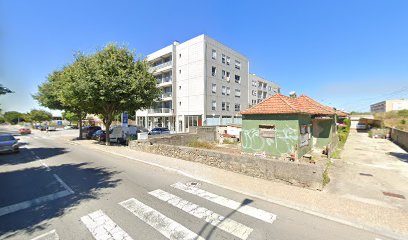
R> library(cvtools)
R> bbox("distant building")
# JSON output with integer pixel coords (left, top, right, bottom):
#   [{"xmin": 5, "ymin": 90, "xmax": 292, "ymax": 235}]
[
  {"xmin": 370, "ymin": 99, "xmax": 408, "ymax": 113},
  {"xmin": 248, "ymin": 74, "xmax": 280, "ymax": 107}
]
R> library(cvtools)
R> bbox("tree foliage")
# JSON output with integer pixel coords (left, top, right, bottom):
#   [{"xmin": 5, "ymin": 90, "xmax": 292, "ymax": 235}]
[
  {"xmin": 26, "ymin": 109, "xmax": 53, "ymax": 123},
  {"xmin": 35, "ymin": 43, "xmax": 160, "ymax": 144},
  {"xmin": 0, "ymin": 84, "xmax": 13, "ymax": 95},
  {"xmin": 3, "ymin": 111, "xmax": 24, "ymax": 124}
]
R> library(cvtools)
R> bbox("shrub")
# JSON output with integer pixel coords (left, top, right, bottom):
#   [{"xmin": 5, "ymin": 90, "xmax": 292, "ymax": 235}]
[
  {"xmin": 188, "ymin": 139, "xmax": 215, "ymax": 149},
  {"xmin": 401, "ymin": 119, "xmax": 406, "ymax": 125}
]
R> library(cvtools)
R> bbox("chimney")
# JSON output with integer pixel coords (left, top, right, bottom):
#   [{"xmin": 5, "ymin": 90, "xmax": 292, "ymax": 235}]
[{"xmin": 289, "ymin": 91, "xmax": 297, "ymax": 98}]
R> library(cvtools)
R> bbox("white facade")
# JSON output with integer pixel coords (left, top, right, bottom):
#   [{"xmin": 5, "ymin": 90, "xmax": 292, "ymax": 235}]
[
  {"xmin": 248, "ymin": 74, "xmax": 280, "ymax": 107},
  {"xmin": 136, "ymin": 34, "xmax": 275, "ymax": 132},
  {"xmin": 370, "ymin": 99, "xmax": 408, "ymax": 113}
]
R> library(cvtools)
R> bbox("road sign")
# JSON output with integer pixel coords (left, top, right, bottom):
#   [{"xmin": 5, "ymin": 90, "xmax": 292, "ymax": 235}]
[
  {"xmin": 121, "ymin": 112, "xmax": 128, "ymax": 127},
  {"xmin": 57, "ymin": 120, "xmax": 63, "ymax": 126}
]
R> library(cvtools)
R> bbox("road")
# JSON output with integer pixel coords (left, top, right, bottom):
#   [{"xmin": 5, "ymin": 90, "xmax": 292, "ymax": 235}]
[{"xmin": 0, "ymin": 127, "xmax": 392, "ymax": 240}]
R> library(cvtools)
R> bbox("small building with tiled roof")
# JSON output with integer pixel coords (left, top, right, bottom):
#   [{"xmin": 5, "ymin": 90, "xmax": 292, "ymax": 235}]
[{"xmin": 240, "ymin": 93, "xmax": 344, "ymax": 159}]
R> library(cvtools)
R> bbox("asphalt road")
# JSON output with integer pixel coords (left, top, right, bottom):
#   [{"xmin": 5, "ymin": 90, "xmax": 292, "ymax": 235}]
[{"xmin": 0, "ymin": 127, "xmax": 393, "ymax": 240}]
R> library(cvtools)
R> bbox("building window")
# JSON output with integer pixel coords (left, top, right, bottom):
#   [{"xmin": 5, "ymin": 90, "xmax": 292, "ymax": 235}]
[
  {"xmin": 179, "ymin": 69, "xmax": 181, "ymax": 74},
  {"xmin": 226, "ymin": 102, "xmax": 230, "ymax": 111},
  {"xmin": 222, "ymin": 86, "xmax": 226, "ymax": 95},
  {"xmin": 222, "ymin": 102, "xmax": 226, "ymax": 111},
  {"xmin": 235, "ymin": 60, "xmax": 241, "ymax": 70},
  {"xmin": 226, "ymin": 56, "xmax": 230, "ymax": 65},
  {"xmin": 235, "ymin": 75, "xmax": 241, "ymax": 84},
  {"xmin": 212, "ymin": 100, "xmax": 216, "ymax": 110},
  {"xmin": 211, "ymin": 66, "xmax": 216, "ymax": 77},
  {"xmin": 252, "ymin": 99, "xmax": 256, "ymax": 105},
  {"xmin": 268, "ymin": 86, "xmax": 271, "ymax": 91},
  {"xmin": 222, "ymin": 54, "xmax": 226, "ymax": 64},
  {"xmin": 179, "ymin": 101, "xmax": 181, "ymax": 106},
  {"xmin": 226, "ymin": 87, "xmax": 230, "ymax": 96},
  {"xmin": 222, "ymin": 70, "xmax": 226, "ymax": 79},
  {"xmin": 235, "ymin": 103, "xmax": 241, "ymax": 111},
  {"xmin": 226, "ymin": 72, "xmax": 230, "ymax": 82},
  {"xmin": 179, "ymin": 86, "xmax": 181, "ymax": 90},
  {"xmin": 179, "ymin": 54, "xmax": 181, "ymax": 58},
  {"xmin": 235, "ymin": 89, "xmax": 241, "ymax": 97},
  {"xmin": 252, "ymin": 90, "xmax": 256, "ymax": 96},
  {"xmin": 212, "ymin": 49, "xmax": 217, "ymax": 59},
  {"xmin": 212, "ymin": 83, "xmax": 217, "ymax": 93}
]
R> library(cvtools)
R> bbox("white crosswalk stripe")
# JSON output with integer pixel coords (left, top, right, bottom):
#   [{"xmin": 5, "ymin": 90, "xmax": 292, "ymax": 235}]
[
  {"xmin": 172, "ymin": 182, "xmax": 277, "ymax": 224},
  {"xmin": 149, "ymin": 189, "xmax": 253, "ymax": 240},
  {"xmin": 81, "ymin": 210, "xmax": 133, "ymax": 240},
  {"xmin": 119, "ymin": 198, "xmax": 205, "ymax": 240}
]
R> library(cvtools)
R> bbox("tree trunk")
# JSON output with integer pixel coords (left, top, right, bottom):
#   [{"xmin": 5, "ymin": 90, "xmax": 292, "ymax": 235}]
[
  {"xmin": 78, "ymin": 111, "xmax": 83, "ymax": 140},
  {"xmin": 104, "ymin": 113, "xmax": 112, "ymax": 146}
]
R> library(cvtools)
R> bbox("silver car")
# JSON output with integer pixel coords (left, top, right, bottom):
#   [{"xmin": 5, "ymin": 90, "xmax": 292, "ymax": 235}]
[{"xmin": 0, "ymin": 134, "xmax": 20, "ymax": 153}]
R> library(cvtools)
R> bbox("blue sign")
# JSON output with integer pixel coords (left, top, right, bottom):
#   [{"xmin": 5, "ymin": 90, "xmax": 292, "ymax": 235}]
[
  {"xmin": 122, "ymin": 112, "xmax": 128, "ymax": 127},
  {"xmin": 57, "ymin": 120, "xmax": 63, "ymax": 126}
]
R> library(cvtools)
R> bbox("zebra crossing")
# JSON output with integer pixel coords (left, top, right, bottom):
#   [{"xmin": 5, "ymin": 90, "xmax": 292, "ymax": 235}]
[{"xmin": 30, "ymin": 181, "xmax": 277, "ymax": 240}]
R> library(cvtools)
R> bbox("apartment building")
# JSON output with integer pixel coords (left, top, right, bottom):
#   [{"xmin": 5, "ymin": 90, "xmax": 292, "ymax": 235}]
[
  {"xmin": 136, "ymin": 34, "xmax": 249, "ymax": 132},
  {"xmin": 248, "ymin": 74, "xmax": 280, "ymax": 107},
  {"xmin": 370, "ymin": 99, "xmax": 408, "ymax": 113}
]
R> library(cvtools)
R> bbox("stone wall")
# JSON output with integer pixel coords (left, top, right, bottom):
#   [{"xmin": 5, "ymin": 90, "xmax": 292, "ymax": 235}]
[
  {"xmin": 147, "ymin": 126, "xmax": 217, "ymax": 146},
  {"xmin": 390, "ymin": 128, "xmax": 408, "ymax": 151},
  {"xmin": 129, "ymin": 141, "xmax": 326, "ymax": 190}
]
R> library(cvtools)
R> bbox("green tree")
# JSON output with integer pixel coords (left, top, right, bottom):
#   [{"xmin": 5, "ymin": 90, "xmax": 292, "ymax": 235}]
[
  {"xmin": 4, "ymin": 111, "xmax": 24, "ymax": 124},
  {"xmin": 87, "ymin": 44, "xmax": 160, "ymax": 145},
  {"xmin": 62, "ymin": 111, "xmax": 86, "ymax": 125},
  {"xmin": 26, "ymin": 109, "xmax": 53, "ymax": 124},
  {"xmin": 0, "ymin": 84, "xmax": 13, "ymax": 95}
]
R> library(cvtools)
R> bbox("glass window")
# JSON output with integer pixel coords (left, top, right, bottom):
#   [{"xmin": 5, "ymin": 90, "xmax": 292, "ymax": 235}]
[
  {"xmin": 235, "ymin": 60, "xmax": 241, "ymax": 70},
  {"xmin": 235, "ymin": 75, "xmax": 241, "ymax": 84},
  {"xmin": 222, "ymin": 86, "xmax": 226, "ymax": 95},
  {"xmin": 235, "ymin": 89, "xmax": 241, "ymax": 97},
  {"xmin": 222, "ymin": 54, "xmax": 226, "ymax": 64},
  {"xmin": 226, "ymin": 56, "xmax": 230, "ymax": 65},
  {"xmin": 211, "ymin": 66, "xmax": 216, "ymax": 77},
  {"xmin": 222, "ymin": 102, "xmax": 226, "ymax": 111},
  {"xmin": 235, "ymin": 103, "xmax": 241, "ymax": 111},
  {"xmin": 212, "ymin": 83, "xmax": 216, "ymax": 93},
  {"xmin": 226, "ymin": 87, "xmax": 230, "ymax": 96},
  {"xmin": 226, "ymin": 102, "xmax": 230, "ymax": 111},
  {"xmin": 212, "ymin": 101, "xmax": 216, "ymax": 110},
  {"xmin": 222, "ymin": 70, "xmax": 226, "ymax": 79},
  {"xmin": 226, "ymin": 72, "xmax": 230, "ymax": 81},
  {"xmin": 212, "ymin": 49, "xmax": 217, "ymax": 59}
]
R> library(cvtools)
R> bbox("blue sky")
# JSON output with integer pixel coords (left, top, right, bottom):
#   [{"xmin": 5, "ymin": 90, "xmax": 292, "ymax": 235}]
[{"xmin": 1, "ymin": 0, "xmax": 408, "ymax": 115}]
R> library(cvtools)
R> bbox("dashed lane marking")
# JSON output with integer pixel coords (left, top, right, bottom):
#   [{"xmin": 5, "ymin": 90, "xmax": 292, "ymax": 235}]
[{"xmin": 30, "ymin": 229, "xmax": 60, "ymax": 240}]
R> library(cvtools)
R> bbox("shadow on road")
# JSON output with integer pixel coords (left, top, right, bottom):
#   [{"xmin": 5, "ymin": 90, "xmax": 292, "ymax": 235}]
[
  {"xmin": 388, "ymin": 152, "xmax": 408, "ymax": 163},
  {"xmin": 0, "ymin": 162, "xmax": 120, "ymax": 238},
  {"xmin": 196, "ymin": 198, "xmax": 253, "ymax": 239},
  {"xmin": 0, "ymin": 147, "xmax": 68, "ymax": 166}
]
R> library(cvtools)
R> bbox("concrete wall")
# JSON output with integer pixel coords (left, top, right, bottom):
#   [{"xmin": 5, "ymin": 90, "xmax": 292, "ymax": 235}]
[
  {"xmin": 128, "ymin": 141, "xmax": 326, "ymax": 190},
  {"xmin": 146, "ymin": 126, "xmax": 217, "ymax": 146},
  {"xmin": 241, "ymin": 114, "xmax": 313, "ymax": 159},
  {"xmin": 389, "ymin": 128, "xmax": 408, "ymax": 151}
]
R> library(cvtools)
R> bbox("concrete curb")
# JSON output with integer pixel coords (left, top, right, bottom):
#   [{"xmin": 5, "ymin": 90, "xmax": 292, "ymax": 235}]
[{"xmin": 86, "ymin": 144, "xmax": 407, "ymax": 240}]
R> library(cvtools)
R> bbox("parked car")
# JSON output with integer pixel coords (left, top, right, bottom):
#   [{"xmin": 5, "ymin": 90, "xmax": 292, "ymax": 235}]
[
  {"xmin": 356, "ymin": 123, "xmax": 367, "ymax": 130},
  {"xmin": 92, "ymin": 130, "xmax": 106, "ymax": 141},
  {"xmin": 83, "ymin": 126, "xmax": 102, "ymax": 139},
  {"xmin": 0, "ymin": 134, "xmax": 19, "ymax": 153},
  {"xmin": 39, "ymin": 125, "xmax": 47, "ymax": 131},
  {"xmin": 149, "ymin": 127, "xmax": 170, "ymax": 135},
  {"xmin": 64, "ymin": 125, "xmax": 76, "ymax": 130},
  {"xmin": 109, "ymin": 125, "xmax": 148, "ymax": 144},
  {"xmin": 47, "ymin": 126, "xmax": 57, "ymax": 131},
  {"xmin": 19, "ymin": 128, "xmax": 31, "ymax": 135}
]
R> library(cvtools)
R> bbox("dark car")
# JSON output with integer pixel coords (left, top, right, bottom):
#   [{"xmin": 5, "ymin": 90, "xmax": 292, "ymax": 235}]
[
  {"xmin": 83, "ymin": 126, "xmax": 102, "ymax": 139},
  {"xmin": 0, "ymin": 134, "xmax": 19, "ymax": 153},
  {"xmin": 149, "ymin": 127, "xmax": 170, "ymax": 135},
  {"xmin": 92, "ymin": 130, "xmax": 106, "ymax": 141}
]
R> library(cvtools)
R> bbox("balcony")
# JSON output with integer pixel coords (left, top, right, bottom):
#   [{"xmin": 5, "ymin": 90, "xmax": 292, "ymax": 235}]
[
  {"xmin": 147, "ymin": 108, "xmax": 173, "ymax": 114},
  {"xmin": 161, "ymin": 92, "xmax": 172, "ymax": 100},
  {"xmin": 157, "ymin": 77, "xmax": 172, "ymax": 87},
  {"xmin": 150, "ymin": 61, "xmax": 172, "ymax": 73}
]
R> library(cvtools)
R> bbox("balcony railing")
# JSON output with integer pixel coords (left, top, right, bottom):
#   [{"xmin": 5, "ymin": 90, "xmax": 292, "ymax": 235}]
[
  {"xmin": 161, "ymin": 92, "xmax": 172, "ymax": 98},
  {"xmin": 147, "ymin": 108, "xmax": 172, "ymax": 114},
  {"xmin": 157, "ymin": 77, "xmax": 172, "ymax": 84},
  {"xmin": 150, "ymin": 61, "xmax": 172, "ymax": 72}
]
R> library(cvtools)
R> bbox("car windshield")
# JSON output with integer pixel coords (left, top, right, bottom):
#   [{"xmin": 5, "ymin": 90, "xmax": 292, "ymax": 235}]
[{"xmin": 0, "ymin": 135, "xmax": 15, "ymax": 142}]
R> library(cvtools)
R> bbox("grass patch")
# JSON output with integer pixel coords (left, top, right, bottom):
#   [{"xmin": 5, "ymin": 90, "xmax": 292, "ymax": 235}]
[
  {"xmin": 222, "ymin": 139, "xmax": 239, "ymax": 144},
  {"xmin": 323, "ymin": 160, "xmax": 332, "ymax": 187},
  {"xmin": 188, "ymin": 139, "xmax": 215, "ymax": 149}
]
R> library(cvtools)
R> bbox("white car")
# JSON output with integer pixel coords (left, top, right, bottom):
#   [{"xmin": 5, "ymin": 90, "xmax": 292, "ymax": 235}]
[
  {"xmin": 356, "ymin": 123, "xmax": 367, "ymax": 130},
  {"xmin": 47, "ymin": 126, "xmax": 57, "ymax": 131}
]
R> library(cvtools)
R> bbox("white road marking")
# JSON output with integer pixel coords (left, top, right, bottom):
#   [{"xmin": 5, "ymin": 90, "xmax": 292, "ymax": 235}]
[
  {"xmin": 119, "ymin": 198, "xmax": 204, "ymax": 240},
  {"xmin": 0, "ymin": 190, "xmax": 71, "ymax": 217},
  {"xmin": 40, "ymin": 160, "xmax": 51, "ymax": 171},
  {"xmin": 172, "ymin": 182, "xmax": 277, "ymax": 224},
  {"xmin": 53, "ymin": 174, "xmax": 74, "ymax": 194},
  {"xmin": 31, "ymin": 229, "xmax": 59, "ymax": 240},
  {"xmin": 149, "ymin": 189, "xmax": 253, "ymax": 240},
  {"xmin": 81, "ymin": 210, "xmax": 133, "ymax": 240}
]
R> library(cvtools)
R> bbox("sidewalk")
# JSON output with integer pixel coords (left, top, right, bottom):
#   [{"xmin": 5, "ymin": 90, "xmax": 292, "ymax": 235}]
[{"xmin": 75, "ymin": 139, "xmax": 408, "ymax": 240}]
